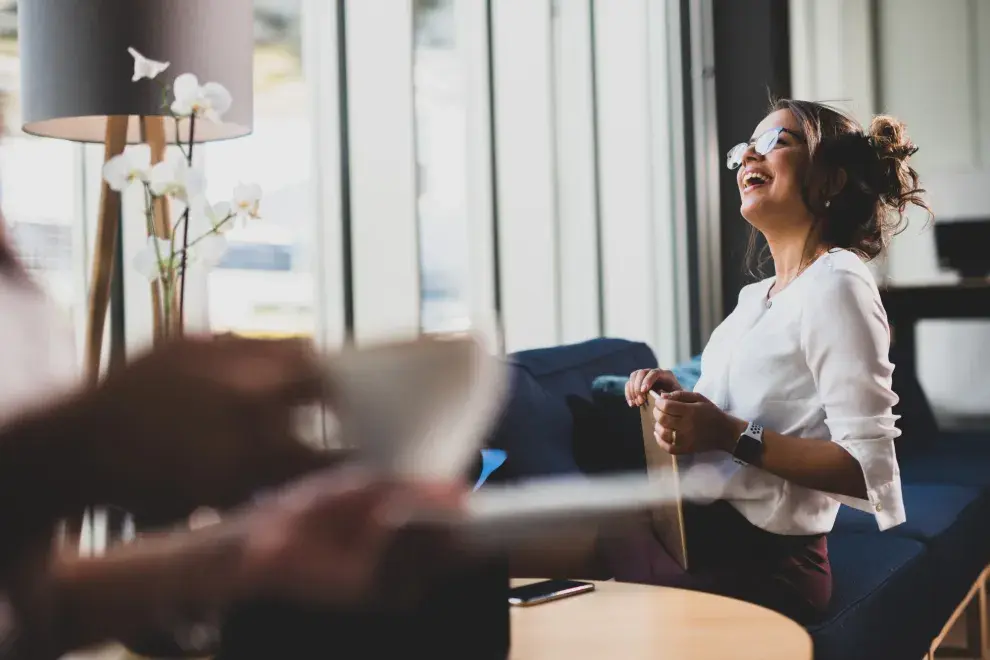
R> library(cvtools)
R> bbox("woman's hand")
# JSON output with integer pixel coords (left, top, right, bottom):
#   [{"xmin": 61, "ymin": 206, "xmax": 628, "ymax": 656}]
[
  {"xmin": 625, "ymin": 368, "xmax": 683, "ymax": 407},
  {"xmin": 651, "ymin": 390, "xmax": 746, "ymax": 455}
]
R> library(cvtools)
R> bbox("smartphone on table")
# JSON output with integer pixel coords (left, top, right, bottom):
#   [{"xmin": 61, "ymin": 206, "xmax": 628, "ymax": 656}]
[{"xmin": 508, "ymin": 579, "xmax": 595, "ymax": 607}]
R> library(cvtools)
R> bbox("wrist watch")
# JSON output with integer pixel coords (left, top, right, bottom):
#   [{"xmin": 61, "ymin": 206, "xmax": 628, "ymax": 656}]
[{"xmin": 731, "ymin": 420, "xmax": 764, "ymax": 467}]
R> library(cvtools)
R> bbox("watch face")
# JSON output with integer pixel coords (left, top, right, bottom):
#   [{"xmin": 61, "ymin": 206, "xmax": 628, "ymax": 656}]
[{"xmin": 734, "ymin": 434, "xmax": 764, "ymax": 467}]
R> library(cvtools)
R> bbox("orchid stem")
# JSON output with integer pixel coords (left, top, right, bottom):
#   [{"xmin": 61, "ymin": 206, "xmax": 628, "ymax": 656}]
[
  {"xmin": 177, "ymin": 114, "xmax": 196, "ymax": 329},
  {"xmin": 185, "ymin": 215, "xmax": 234, "ymax": 251},
  {"xmin": 143, "ymin": 184, "xmax": 169, "ymax": 288}
]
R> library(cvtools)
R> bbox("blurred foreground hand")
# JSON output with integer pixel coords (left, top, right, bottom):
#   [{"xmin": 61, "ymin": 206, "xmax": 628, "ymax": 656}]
[
  {"xmin": 241, "ymin": 467, "xmax": 466, "ymax": 605},
  {"xmin": 11, "ymin": 468, "xmax": 466, "ymax": 658},
  {"xmin": 77, "ymin": 335, "xmax": 337, "ymax": 521}
]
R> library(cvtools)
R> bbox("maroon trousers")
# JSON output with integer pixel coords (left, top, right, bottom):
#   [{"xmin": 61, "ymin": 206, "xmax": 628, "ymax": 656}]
[{"xmin": 597, "ymin": 500, "xmax": 831, "ymax": 624}]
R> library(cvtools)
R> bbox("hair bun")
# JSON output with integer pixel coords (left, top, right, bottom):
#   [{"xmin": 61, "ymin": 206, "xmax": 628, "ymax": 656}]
[
  {"xmin": 868, "ymin": 115, "xmax": 919, "ymax": 161},
  {"xmin": 865, "ymin": 114, "xmax": 926, "ymax": 217}
]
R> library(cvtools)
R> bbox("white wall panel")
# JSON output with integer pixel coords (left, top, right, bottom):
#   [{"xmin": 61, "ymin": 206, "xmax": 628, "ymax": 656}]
[
  {"xmin": 647, "ymin": 0, "xmax": 688, "ymax": 366},
  {"xmin": 346, "ymin": 0, "xmax": 421, "ymax": 345},
  {"xmin": 553, "ymin": 0, "xmax": 602, "ymax": 344},
  {"xmin": 978, "ymin": 0, "xmax": 990, "ymax": 168},
  {"xmin": 880, "ymin": 0, "xmax": 977, "ymax": 287},
  {"xmin": 594, "ymin": 0, "xmax": 654, "ymax": 347},
  {"xmin": 838, "ymin": 0, "xmax": 877, "ymax": 125},
  {"xmin": 304, "ymin": 0, "xmax": 346, "ymax": 352},
  {"xmin": 789, "ymin": 0, "xmax": 876, "ymax": 124},
  {"xmin": 879, "ymin": 0, "xmax": 973, "ymax": 174},
  {"xmin": 491, "ymin": 0, "xmax": 560, "ymax": 352},
  {"xmin": 594, "ymin": 0, "xmax": 688, "ymax": 365},
  {"xmin": 456, "ymin": 0, "xmax": 501, "ymax": 354}
]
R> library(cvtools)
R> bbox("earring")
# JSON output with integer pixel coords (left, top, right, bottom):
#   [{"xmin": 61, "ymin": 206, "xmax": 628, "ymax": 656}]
[{"xmin": 825, "ymin": 199, "xmax": 831, "ymax": 208}]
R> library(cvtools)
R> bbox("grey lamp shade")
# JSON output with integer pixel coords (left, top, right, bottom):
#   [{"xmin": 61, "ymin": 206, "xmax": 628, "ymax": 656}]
[{"xmin": 18, "ymin": 0, "xmax": 254, "ymax": 144}]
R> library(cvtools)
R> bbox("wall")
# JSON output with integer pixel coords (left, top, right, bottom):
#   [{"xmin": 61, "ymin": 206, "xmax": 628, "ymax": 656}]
[
  {"xmin": 789, "ymin": 0, "xmax": 990, "ymax": 416},
  {"xmin": 879, "ymin": 0, "xmax": 990, "ymax": 415}
]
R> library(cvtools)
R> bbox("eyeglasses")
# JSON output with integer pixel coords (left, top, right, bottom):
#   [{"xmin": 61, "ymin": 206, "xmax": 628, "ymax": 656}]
[{"xmin": 726, "ymin": 127, "xmax": 805, "ymax": 170}]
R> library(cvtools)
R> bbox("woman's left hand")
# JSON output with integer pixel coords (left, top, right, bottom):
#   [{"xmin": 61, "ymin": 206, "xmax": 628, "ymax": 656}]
[{"xmin": 651, "ymin": 391, "xmax": 746, "ymax": 455}]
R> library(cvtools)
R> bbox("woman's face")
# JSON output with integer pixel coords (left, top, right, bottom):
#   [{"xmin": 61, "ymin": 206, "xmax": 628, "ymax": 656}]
[{"xmin": 737, "ymin": 109, "xmax": 811, "ymax": 226}]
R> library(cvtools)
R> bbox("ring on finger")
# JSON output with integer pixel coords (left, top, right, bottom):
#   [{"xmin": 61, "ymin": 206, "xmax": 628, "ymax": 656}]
[{"xmin": 671, "ymin": 429, "xmax": 678, "ymax": 446}]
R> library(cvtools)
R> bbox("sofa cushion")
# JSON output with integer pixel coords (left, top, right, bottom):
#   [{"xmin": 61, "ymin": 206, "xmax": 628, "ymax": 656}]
[
  {"xmin": 899, "ymin": 434, "xmax": 990, "ymax": 487},
  {"xmin": 672, "ymin": 354, "xmax": 703, "ymax": 391},
  {"xmin": 511, "ymin": 338, "xmax": 657, "ymax": 401},
  {"xmin": 834, "ymin": 483, "xmax": 982, "ymax": 540},
  {"xmin": 937, "ymin": 430, "xmax": 990, "ymax": 454},
  {"xmin": 809, "ymin": 534, "xmax": 933, "ymax": 660},
  {"xmin": 509, "ymin": 339, "xmax": 656, "ymax": 477},
  {"xmin": 490, "ymin": 339, "xmax": 657, "ymax": 480},
  {"xmin": 586, "ymin": 375, "xmax": 649, "ymax": 474},
  {"xmin": 831, "ymin": 482, "xmax": 990, "ymax": 650},
  {"xmin": 486, "ymin": 364, "xmax": 579, "ymax": 480},
  {"xmin": 580, "ymin": 351, "xmax": 704, "ymax": 473}
]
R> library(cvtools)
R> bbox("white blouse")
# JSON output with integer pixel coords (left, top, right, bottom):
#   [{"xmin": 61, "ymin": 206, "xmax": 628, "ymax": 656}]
[{"xmin": 686, "ymin": 249, "xmax": 905, "ymax": 534}]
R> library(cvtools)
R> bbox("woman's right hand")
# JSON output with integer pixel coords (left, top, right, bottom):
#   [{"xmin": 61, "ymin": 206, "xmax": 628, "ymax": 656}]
[{"xmin": 624, "ymin": 368, "xmax": 683, "ymax": 407}]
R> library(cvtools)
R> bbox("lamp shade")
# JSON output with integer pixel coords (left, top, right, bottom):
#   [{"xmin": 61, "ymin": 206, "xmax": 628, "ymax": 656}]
[{"xmin": 18, "ymin": 0, "xmax": 254, "ymax": 144}]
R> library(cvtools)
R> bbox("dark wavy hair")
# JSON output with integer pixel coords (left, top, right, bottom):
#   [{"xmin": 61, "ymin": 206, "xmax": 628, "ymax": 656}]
[{"xmin": 746, "ymin": 99, "xmax": 932, "ymax": 276}]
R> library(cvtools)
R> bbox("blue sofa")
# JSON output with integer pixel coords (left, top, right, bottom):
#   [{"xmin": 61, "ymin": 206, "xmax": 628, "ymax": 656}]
[{"xmin": 487, "ymin": 337, "xmax": 990, "ymax": 660}]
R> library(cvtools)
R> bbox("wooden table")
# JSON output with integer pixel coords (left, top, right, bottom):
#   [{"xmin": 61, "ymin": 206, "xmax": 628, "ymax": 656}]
[{"xmin": 509, "ymin": 579, "xmax": 811, "ymax": 660}]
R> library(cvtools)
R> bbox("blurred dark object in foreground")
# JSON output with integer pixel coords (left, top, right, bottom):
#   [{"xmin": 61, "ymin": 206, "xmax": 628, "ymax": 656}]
[
  {"xmin": 216, "ymin": 452, "xmax": 510, "ymax": 660},
  {"xmin": 217, "ymin": 548, "xmax": 509, "ymax": 659},
  {"xmin": 935, "ymin": 218, "xmax": 990, "ymax": 279}
]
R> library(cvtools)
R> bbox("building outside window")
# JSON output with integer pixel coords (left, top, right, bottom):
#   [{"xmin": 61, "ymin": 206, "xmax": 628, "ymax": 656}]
[
  {"xmin": 0, "ymin": 0, "xmax": 85, "ymax": 339},
  {"xmin": 205, "ymin": 0, "xmax": 316, "ymax": 339}
]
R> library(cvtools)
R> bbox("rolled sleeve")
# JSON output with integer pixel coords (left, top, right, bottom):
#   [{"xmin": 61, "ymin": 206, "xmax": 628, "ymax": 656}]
[
  {"xmin": 801, "ymin": 269, "xmax": 906, "ymax": 531},
  {"xmin": 827, "ymin": 433, "xmax": 905, "ymax": 530}
]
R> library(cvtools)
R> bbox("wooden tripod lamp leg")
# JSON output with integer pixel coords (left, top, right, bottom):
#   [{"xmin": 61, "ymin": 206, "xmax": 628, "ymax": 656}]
[
  {"xmin": 68, "ymin": 116, "xmax": 129, "ymax": 554},
  {"xmin": 85, "ymin": 116, "xmax": 130, "ymax": 383}
]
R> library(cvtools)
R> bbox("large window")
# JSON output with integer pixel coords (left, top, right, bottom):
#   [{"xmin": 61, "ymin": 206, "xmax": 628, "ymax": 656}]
[
  {"xmin": 413, "ymin": 0, "xmax": 472, "ymax": 334},
  {"xmin": 204, "ymin": 0, "xmax": 316, "ymax": 339},
  {"xmin": 0, "ymin": 0, "xmax": 692, "ymax": 369},
  {"xmin": 0, "ymin": 0, "xmax": 87, "ymax": 345}
]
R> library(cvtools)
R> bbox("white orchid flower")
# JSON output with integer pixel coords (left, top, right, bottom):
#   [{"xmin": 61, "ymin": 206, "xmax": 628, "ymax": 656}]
[
  {"xmin": 170, "ymin": 73, "xmax": 233, "ymax": 122},
  {"xmin": 128, "ymin": 47, "xmax": 170, "ymax": 82},
  {"xmin": 202, "ymin": 200, "xmax": 234, "ymax": 233},
  {"xmin": 102, "ymin": 144, "xmax": 152, "ymax": 192},
  {"xmin": 190, "ymin": 233, "xmax": 229, "ymax": 269},
  {"xmin": 232, "ymin": 183, "xmax": 262, "ymax": 224},
  {"xmin": 188, "ymin": 199, "xmax": 231, "ymax": 240},
  {"xmin": 133, "ymin": 237, "xmax": 179, "ymax": 281},
  {"xmin": 149, "ymin": 154, "xmax": 206, "ymax": 202}
]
